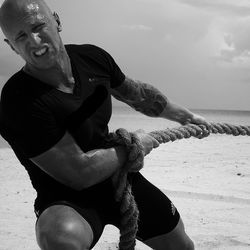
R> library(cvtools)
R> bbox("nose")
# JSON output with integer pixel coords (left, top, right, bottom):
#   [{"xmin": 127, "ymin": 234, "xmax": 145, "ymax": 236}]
[{"xmin": 29, "ymin": 32, "xmax": 42, "ymax": 46}]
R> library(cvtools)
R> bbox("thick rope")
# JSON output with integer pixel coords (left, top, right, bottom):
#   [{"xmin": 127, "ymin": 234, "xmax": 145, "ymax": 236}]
[{"xmin": 104, "ymin": 123, "xmax": 250, "ymax": 250}]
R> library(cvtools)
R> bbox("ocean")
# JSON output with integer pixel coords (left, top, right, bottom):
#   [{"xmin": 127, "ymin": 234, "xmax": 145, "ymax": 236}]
[
  {"xmin": 109, "ymin": 106, "xmax": 250, "ymax": 133},
  {"xmin": 0, "ymin": 105, "xmax": 249, "ymax": 149}
]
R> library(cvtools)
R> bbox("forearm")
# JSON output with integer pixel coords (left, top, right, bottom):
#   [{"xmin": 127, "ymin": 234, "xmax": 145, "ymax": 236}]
[
  {"xmin": 72, "ymin": 145, "xmax": 127, "ymax": 190},
  {"xmin": 112, "ymin": 77, "xmax": 168, "ymax": 117},
  {"xmin": 133, "ymin": 92, "xmax": 193, "ymax": 124},
  {"xmin": 112, "ymin": 77, "xmax": 193, "ymax": 124},
  {"xmin": 124, "ymin": 81, "xmax": 202, "ymax": 125},
  {"xmin": 159, "ymin": 101, "xmax": 194, "ymax": 124},
  {"xmin": 128, "ymin": 83, "xmax": 168, "ymax": 117},
  {"xmin": 125, "ymin": 81, "xmax": 193, "ymax": 123}
]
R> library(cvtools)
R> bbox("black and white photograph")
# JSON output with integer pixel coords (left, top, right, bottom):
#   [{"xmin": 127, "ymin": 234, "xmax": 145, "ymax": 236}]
[{"xmin": 0, "ymin": 0, "xmax": 249, "ymax": 249}]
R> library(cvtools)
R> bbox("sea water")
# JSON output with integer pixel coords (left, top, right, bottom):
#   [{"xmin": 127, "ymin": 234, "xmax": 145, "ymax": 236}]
[
  {"xmin": 109, "ymin": 105, "xmax": 250, "ymax": 133},
  {"xmin": 0, "ymin": 105, "xmax": 249, "ymax": 148}
]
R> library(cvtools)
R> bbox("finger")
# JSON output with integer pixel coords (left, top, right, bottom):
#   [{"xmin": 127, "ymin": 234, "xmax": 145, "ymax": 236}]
[
  {"xmin": 207, "ymin": 124, "xmax": 213, "ymax": 133},
  {"xmin": 198, "ymin": 120, "xmax": 212, "ymax": 131},
  {"xmin": 152, "ymin": 138, "xmax": 160, "ymax": 148},
  {"xmin": 181, "ymin": 118, "xmax": 192, "ymax": 126}
]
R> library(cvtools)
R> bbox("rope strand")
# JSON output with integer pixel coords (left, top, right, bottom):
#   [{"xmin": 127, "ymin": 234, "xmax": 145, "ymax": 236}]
[{"xmin": 104, "ymin": 123, "xmax": 250, "ymax": 250}]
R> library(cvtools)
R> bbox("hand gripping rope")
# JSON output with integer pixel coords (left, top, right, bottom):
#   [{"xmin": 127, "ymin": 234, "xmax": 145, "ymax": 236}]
[{"xmin": 104, "ymin": 123, "xmax": 250, "ymax": 250}]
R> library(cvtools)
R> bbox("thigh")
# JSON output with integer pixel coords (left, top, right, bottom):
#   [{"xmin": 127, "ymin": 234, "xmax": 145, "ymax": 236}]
[
  {"xmin": 36, "ymin": 201, "xmax": 104, "ymax": 249},
  {"xmin": 131, "ymin": 173, "xmax": 180, "ymax": 241}
]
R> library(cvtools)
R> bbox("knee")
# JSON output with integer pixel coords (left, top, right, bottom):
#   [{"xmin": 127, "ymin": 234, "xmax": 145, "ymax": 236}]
[
  {"xmin": 36, "ymin": 206, "xmax": 93, "ymax": 250},
  {"xmin": 37, "ymin": 219, "xmax": 92, "ymax": 250}
]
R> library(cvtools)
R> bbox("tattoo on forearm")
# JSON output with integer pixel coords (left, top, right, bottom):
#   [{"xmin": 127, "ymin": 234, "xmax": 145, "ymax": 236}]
[{"xmin": 112, "ymin": 77, "xmax": 168, "ymax": 117}]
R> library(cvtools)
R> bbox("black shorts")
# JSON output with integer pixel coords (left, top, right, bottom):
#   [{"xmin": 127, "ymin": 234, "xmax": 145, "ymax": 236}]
[{"xmin": 35, "ymin": 173, "xmax": 180, "ymax": 248}]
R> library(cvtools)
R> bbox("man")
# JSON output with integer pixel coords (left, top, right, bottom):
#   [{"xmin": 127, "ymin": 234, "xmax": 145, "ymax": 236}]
[{"xmin": 0, "ymin": 0, "xmax": 209, "ymax": 249}]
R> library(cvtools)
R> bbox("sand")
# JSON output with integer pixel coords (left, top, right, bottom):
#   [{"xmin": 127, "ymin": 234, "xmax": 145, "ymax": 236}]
[{"xmin": 0, "ymin": 134, "xmax": 250, "ymax": 250}]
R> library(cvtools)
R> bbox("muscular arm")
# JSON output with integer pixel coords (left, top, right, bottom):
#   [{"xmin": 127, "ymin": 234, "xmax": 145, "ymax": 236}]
[
  {"xmin": 111, "ymin": 76, "xmax": 168, "ymax": 117},
  {"xmin": 31, "ymin": 132, "xmax": 127, "ymax": 191},
  {"xmin": 31, "ymin": 130, "xmax": 157, "ymax": 191},
  {"xmin": 111, "ymin": 76, "xmax": 195, "ymax": 124}
]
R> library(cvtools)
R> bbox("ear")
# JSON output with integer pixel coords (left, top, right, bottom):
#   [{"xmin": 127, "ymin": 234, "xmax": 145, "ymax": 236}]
[
  {"xmin": 4, "ymin": 38, "xmax": 19, "ymax": 55},
  {"xmin": 53, "ymin": 12, "xmax": 62, "ymax": 32}
]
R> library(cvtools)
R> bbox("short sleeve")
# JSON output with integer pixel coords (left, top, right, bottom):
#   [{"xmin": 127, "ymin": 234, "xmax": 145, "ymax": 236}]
[
  {"xmin": 0, "ymin": 84, "xmax": 65, "ymax": 158},
  {"xmin": 95, "ymin": 46, "xmax": 125, "ymax": 88},
  {"xmin": 81, "ymin": 44, "xmax": 126, "ymax": 88}
]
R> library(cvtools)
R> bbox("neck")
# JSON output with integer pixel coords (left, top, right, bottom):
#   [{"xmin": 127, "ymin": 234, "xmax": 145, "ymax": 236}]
[{"xmin": 23, "ymin": 47, "xmax": 75, "ymax": 92}]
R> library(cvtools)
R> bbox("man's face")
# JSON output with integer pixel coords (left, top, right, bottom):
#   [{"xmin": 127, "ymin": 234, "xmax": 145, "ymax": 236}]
[{"xmin": 1, "ymin": 0, "xmax": 63, "ymax": 70}]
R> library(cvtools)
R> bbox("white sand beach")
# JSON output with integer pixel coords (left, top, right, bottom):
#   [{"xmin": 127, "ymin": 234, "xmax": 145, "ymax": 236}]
[{"xmin": 0, "ymin": 132, "xmax": 250, "ymax": 250}]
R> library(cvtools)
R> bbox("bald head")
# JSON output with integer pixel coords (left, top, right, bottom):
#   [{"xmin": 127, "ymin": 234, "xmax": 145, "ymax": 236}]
[
  {"xmin": 0, "ymin": 0, "xmax": 53, "ymax": 38},
  {"xmin": 0, "ymin": 0, "xmax": 64, "ymax": 71}
]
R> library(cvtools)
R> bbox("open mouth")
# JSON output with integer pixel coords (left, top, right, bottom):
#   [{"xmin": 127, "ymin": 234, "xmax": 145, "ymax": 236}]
[{"xmin": 33, "ymin": 47, "xmax": 48, "ymax": 57}]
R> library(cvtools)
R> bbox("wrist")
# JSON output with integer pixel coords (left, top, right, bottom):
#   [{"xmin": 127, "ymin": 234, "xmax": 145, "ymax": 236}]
[
  {"xmin": 181, "ymin": 112, "xmax": 194, "ymax": 125},
  {"xmin": 113, "ymin": 146, "xmax": 127, "ymax": 169}
]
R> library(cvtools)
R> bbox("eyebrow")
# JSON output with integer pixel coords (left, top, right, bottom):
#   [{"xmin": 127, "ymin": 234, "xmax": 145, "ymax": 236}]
[
  {"xmin": 14, "ymin": 21, "xmax": 45, "ymax": 39},
  {"xmin": 15, "ymin": 30, "xmax": 25, "ymax": 40}
]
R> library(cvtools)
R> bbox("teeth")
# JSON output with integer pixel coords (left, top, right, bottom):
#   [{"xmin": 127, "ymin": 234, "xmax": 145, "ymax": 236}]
[{"xmin": 34, "ymin": 47, "xmax": 47, "ymax": 56}]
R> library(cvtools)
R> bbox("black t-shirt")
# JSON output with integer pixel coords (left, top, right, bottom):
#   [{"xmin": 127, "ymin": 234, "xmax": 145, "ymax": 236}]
[{"xmin": 0, "ymin": 44, "xmax": 125, "ymax": 207}]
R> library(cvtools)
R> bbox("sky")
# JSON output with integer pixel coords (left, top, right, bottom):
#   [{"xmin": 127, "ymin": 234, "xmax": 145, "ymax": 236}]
[{"xmin": 0, "ymin": 0, "xmax": 250, "ymax": 110}]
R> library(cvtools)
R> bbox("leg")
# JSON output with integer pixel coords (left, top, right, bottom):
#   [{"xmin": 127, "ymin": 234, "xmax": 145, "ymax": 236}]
[
  {"xmin": 36, "ymin": 204, "xmax": 98, "ymax": 250},
  {"xmin": 131, "ymin": 173, "xmax": 194, "ymax": 250},
  {"xmin": 144, "ymin": 217, "xmax": 194, "ymax": 250}
]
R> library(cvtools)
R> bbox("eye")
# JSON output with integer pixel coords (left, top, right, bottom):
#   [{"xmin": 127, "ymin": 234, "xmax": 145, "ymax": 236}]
[
  {"xmin": 15, "ymin": 33, "xmax": 26, "ymax": 41},
  {"xmin": 34, "ymin": 23, "xmax": 45, "ymax": 32}
]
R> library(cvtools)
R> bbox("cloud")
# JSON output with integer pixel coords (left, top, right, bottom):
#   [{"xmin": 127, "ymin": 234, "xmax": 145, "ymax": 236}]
[
  {"xmin": 214, "ymin": 17, "xmax": 250, "ymax": 66},
  {"xmin": 122, "ymin": 24, "xmax": 152, "ymax": 31},
  {"xmin": 177, "ymin": 0, "xmax": 250, "ymax": 66},
  {"xmin": 179, "ymin": 0, "xmax": 250, "ymax": 17}
]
